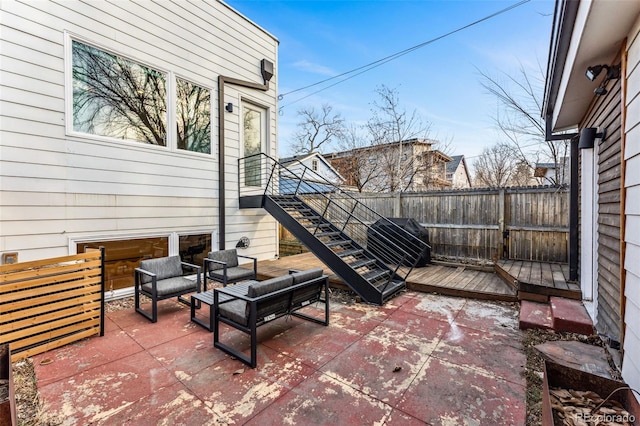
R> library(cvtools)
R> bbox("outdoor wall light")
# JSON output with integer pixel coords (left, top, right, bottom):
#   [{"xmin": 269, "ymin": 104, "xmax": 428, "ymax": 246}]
[
  {"xmin": 578, "ymin": 127, "xmax": 606, "ymax": 150},
  {"xmin": 225, "ymin": 102, "xmax": 233, "ymax": 113},
  {"xmin": 261, "ymin": 59, "xmax": 274, "ymax": 83},
  {"xmin": 585, "ymin": 65, "xmax": 607, "ymax": 81},
  {"xmin": 236, "ymin": 236, "xmax": 251, "ymax": 248},
  {"xmin": 585, "ymin": 63, "xmax": 621, "ymax": 96}
]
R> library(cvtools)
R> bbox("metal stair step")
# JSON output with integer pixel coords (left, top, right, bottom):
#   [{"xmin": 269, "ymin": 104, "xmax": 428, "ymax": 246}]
[
  {"xmin": 349, "ymin": 259, "xmax": 376, "ymax": 269},
  {"xmin": 325, "ymin": 239, "xmax": 352, "ymax": 248},
  {"xmin": 362, "ymin": 269, "xmax": 391, "ymax": 282},
  {"xmin": 306, "ymin": 222, "xmax": 332, "ymax": 229},
  {"xmin": 337, "ymin": 248, "xmax": 363, "ymax": 258},
  {"xmin": 316, "ymin": 231, "xmax": 341, "ymax": 238}
]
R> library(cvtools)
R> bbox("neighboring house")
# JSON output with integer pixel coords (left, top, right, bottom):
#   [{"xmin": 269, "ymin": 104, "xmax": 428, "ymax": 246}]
[
  {"xmin": 533, "ymin": 157, "xmax": 570, "ymax": 185},
  {"xmin": 0, "ymin": 0, "xmax": 279, "ymax": 297},
  {"xmin": 326, "ymin": 138, "xmax": 452, "ymax": 192},
  {"xmin": 543, "ymin": 0, "xmax": 640, "ymax": 392},
  {"xmin": 445, "ymin": 155, "xmax": 472, "ymax": 189},
  {"xmin": 279, "ymin": 152, "xmax": 346, "ymax": 193}
]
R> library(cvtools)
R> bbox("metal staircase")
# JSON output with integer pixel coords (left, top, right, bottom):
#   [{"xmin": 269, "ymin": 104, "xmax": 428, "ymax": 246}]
[{"xmin": 238, "ymin": 153, "xmax": 430, "ymax": 305}]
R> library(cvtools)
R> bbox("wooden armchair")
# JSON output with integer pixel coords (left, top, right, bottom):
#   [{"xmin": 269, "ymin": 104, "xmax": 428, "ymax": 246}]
[
  {"xmin": 135, "ymin": 255, "xmax": 201, "ymax": 323},
  {"xmin": 203, "ymin": 249, "xmax": 257, "ymax": 288}
]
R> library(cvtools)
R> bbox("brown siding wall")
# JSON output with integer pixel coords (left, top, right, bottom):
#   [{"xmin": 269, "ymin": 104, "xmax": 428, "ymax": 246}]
[{"xmin": 582, "ymin": 74, "xmax": 623, "ymax": 343}]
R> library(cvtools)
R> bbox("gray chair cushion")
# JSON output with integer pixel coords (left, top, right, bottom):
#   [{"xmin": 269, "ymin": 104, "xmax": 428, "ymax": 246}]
[
  {"xmin": 142, "ymin": 276, "xmax": 195, "ymax": 297},
  {"xmin": 139, "ymin": 256, "xmax": 183, "ymax": 284},
  {"xmin": 218, "ymin": 299, "xmax": 248, "ymax": 326},
  {"xmin": 210, "ymin": 266, "xmax": 255, "ymax": 282},
  {"xmin": 290, "ymin": 268, "xmax": 324, "ymax": 284},
  {"xmin": 207, "ymin": 249, "xmax": 239, "ymax": 270},
  {"xmin": 248, "ymin": 275, "xmax": 293, "ymax": 298}
]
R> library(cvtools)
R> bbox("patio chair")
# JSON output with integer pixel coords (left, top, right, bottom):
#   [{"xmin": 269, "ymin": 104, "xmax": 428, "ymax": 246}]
[
  {"xmin": 134, "ymin": 255, "xmax": 201, "ymax": 323},
  {"xmin": 204, "ymin": 249, "xmax": 257, "ymax": 289}
]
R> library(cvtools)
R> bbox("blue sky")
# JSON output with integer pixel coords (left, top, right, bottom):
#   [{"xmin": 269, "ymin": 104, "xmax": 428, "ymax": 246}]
[{"xmin": 226, "ymin": 0, "xmax": 554, "ymax": 165}]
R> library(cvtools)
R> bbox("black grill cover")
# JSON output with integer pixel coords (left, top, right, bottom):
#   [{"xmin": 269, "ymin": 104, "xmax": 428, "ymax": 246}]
[{"xmin": 367, "ymin": 218, "xmax": 431, "ymax": 267}]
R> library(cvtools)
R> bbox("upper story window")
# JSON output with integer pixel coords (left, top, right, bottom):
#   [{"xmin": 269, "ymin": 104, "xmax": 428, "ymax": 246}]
[
  {"xmin": 312, "ymin": 159, "xmax": 319, "ymax": 171},
  {"xmin": 71, "ymin": 39, "xmax": 211, "ymax": 154},
  {"xmin": 176, "ymin": 78, "xmax": 211, "ymax": 154},
  {"xmin": 72, "ymin": 40, "xmax": 167, "ymax": 145}
]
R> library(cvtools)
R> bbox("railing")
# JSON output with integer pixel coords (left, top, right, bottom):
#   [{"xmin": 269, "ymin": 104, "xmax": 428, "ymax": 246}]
[{"xmin": 239, "ymin": 154, "xmax": 430, "ymax": 280}]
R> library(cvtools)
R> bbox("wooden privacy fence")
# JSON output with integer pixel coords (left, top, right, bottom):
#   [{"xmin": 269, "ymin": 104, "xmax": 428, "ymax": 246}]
[
  {"xmin": 291, "ymin": 186, "xmax": 569, "ymax": 262},
  {"xmin": 0, "ymin": 249, "xmax": 104, "ymax": 362}
]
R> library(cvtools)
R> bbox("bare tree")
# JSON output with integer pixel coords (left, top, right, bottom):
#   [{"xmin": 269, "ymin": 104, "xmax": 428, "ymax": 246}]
[
  {"xmin": 366, "ymin": 85, "xmax": 434, "ymax": 192},
  {"xmin": 479, "ymin": 64, "xmax": 569, "ymax": 185},
  {"xmin": 333, "ymin": 124, "xmax": 382, "ymax": 192},
  {"xmin": 473, "ymin": 143, "xmax": 522, "ymax": 188},
  {"xmin": 290, "ymin": 104, "xmax": 345, "ymax": 154}
]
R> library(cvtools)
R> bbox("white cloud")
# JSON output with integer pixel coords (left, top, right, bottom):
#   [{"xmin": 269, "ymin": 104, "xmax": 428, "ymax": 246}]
[{"xmin": 291, "ymin": 60, "xmax": 336, "ymax": 76}]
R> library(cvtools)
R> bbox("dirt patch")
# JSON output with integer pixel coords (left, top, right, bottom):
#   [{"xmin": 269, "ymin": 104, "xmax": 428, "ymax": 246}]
[{"xmin": 522, "ymin": 328, "xmax": 620, "ymax": 425}]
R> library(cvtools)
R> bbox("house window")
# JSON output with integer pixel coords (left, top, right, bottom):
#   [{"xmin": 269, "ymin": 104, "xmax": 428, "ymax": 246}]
[
  {"xmin": 243, "ymin": 103, "xmax": 267, "ymax": 186},
  {"xmin": 178, "ymin": 233, "xmax": 212, "ymax": 267},
  {"xmin": 77, "ymin": 237, "xmax": 169, "ymax": 292},
  {"xmin": 72, "ymin": 40, "xmax": 167, "ymax": 145},
  {"xmin": 312, "ymin": 159, "xmax": 319, "ymax": 171},
  {"xmin": 176, "ymin": 78, "xmax": 211, "ymax": 154}
]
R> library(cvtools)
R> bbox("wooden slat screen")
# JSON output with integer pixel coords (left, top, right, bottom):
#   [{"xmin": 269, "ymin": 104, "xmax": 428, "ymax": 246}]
[{"xmin": 0, "ymin": 249, "xmax": 104, "ymax": 362}]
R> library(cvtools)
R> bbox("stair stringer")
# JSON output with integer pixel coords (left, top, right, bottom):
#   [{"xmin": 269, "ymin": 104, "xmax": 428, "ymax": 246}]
[{"xmin": 263, "ymin": 195, "xmax": 405, "ymax": 305}]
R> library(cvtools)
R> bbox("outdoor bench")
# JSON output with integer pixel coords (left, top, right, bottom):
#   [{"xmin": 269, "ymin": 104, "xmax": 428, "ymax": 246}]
[{"xmin": 213, "ymin": 268, "xmax": 329, "ymax": 368}]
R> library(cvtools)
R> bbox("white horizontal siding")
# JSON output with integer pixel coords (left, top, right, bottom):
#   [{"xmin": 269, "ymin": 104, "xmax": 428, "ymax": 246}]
[
  {"xmin": 0, "ymin": 0, "xmax": 278, "ymax": 262},
  {"xmin": 623, "ymin": 16, "xmax": 640, "ymax": 397}
]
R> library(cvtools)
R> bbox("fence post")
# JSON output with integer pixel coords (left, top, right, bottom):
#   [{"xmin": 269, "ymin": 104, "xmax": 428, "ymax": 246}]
[
  {"xmin": 498, "ymin": 189, "xmax": 507, "ymax": 259},
  {"xmin": 0, "ymin": 343, "xmax": 17, "ymax": 426},
  {"xmin": 395, "ymin": 192, "xmax": 402, "ymax": 217}
]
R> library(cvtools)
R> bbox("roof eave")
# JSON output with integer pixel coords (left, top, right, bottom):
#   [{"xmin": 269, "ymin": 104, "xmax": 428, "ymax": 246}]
[{"xmin": 544, "ymin": 0, "xmax": 640, "ymax": 133}]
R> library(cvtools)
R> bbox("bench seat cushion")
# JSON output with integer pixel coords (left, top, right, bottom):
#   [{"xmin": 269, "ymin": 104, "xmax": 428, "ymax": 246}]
[
  {"xmin": 209, "ymin": 266, "xmax": 255, "ymax": 282},
  {"xmin": 218, "ymin": 299, "xmax": 249, "ymax": 326},
  {"xmin": 290, "ymin": 268, "xmax": 324, "ymax": 284},
  {"xmin": 142, "ymin": 276, "xmax": 196, "ymax": 297}
]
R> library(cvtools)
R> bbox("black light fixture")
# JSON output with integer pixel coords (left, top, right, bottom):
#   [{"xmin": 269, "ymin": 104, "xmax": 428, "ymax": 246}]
[
  {"xmin": 585, "ymin": 64, "xmax": 608, "ymax": 81},
  {"xmin": 578, "ymin": 127, "xmax": 606, "ymax": 150},
  {"xmin": 585, "ymin": 63, "xmax": 621, "ymax": 96},
  {"xmin": 261, "ymin": 59, "xmax": 274, "ymax": 83},
  {"xmin": 225, "ymin": 102, "xmax": 233, "ymax": 113},
  {"xmin": 236, "ymin": 236, "xmax": 250, "ymax": 248}
]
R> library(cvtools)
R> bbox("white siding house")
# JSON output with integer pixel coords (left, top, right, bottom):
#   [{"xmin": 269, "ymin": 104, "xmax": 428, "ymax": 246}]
[
  {"xmin": 280, "ymin": 153, "xmax": 345, "ymax": 186},
  {"xmin": 0, "ymin": 0, "xmax": 279, "ymax": 295},
  {"xmin": 543, "ymin": 0, "xmax": 640, "ymax": 394}
]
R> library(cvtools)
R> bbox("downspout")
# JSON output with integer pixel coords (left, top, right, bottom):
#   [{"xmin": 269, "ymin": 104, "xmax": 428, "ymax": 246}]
[
  {"xmin": 619, "ymin": 41, "xmax": 628, "ymax": 359},
  {"xmin": 543, "ymin": 0, "xmax": 580, "ymax": 280},
  {"xmin": 568, "ymin": 135, "xmax": 579, "ymax": 281},
  {"xmin": 217, "ymin": 60, "xmax": 273, "ymax": 250}
]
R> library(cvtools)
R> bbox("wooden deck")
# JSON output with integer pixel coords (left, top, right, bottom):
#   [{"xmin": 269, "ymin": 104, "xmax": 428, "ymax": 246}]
[
  {"xmin": 495, "ymin": 259, "xmax": 581, "ymax": 301},
  {"xmin": 256, "ymin": 252, "xmax": 518, "ymax": 302}
]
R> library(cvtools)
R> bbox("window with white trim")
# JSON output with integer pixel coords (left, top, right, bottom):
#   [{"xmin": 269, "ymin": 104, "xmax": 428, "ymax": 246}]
[
  {"xmin": 70, "ymin": 39, "xmax": 211, "ymax": 154},
  {"xmin": 242, "ymin": 103, "xmax": 267, "ymax": 187}
]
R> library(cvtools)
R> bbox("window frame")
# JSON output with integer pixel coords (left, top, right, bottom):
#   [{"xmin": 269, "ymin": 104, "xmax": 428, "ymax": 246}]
[
  {"xmin": 240, "ymin": 99, "xmax": 269, "ymax": 188},
  {"xmin": 65, "ymin": 33, "xmax": 213, "ymax": 157}
]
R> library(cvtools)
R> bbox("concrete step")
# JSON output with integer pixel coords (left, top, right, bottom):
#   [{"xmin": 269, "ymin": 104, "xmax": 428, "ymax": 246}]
[
  {"xmin": 519, "ymin": 300, "xmax": 553, "ymax": 331},
  {"xmin": 549, "ymin": 296, "xmax": 594, "ymax": 335},
  {"xmin": 519, "ymin": 297, "xmax": 595, "ymax": 335}
]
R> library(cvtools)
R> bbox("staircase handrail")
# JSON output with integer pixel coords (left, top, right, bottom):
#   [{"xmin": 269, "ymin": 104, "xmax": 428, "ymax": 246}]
[{"xmin": 239, "ymin": 153, "xmax": 430, "ymax": 266}]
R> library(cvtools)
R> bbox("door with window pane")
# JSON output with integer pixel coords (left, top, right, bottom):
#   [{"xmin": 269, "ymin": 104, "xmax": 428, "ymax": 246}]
[{"xmin": 243, "ymin": 104, "xmax": 266, "ymax": 187}]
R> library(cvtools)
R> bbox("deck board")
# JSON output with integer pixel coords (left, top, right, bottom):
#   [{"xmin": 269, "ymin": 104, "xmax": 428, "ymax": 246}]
[
  {"xmin": 495, "ymin": 259, "xmax": 580, "ymax": 300},
  {"xmin": 257, "ymin": 253, "xmax": 517, "ymax": 302}
]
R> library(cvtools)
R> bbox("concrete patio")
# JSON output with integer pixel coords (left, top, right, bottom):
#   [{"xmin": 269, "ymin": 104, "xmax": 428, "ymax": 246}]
[{"xmin": 32, "ymin": 291, "xmax": 526, "ymax": 425}]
